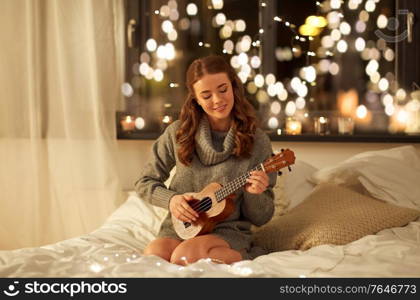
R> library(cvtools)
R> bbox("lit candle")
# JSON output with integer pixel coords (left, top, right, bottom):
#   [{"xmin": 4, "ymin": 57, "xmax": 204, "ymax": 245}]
[
  {"xmin": 389, "ymin": 108, "xmax": 408, "ymax": 133},
  {"xmin": 162, "ymin": 115, "xmax": 173, "ymax": 124},
  {"xmin": 121, "ymin": 116, "xmax": 135, "ymax": 131},
  {"xmin": 286, "ymin": 118, "xmax": 302, "ymax": 135},
  {"xmin": 337, "ymin": 89, "xmax": 358, "ymax": 117},
  {"xmin": 338, "ymin": 117, "xmax": 354, "ymax": 135},
  {"xmin": 314, "ymin": 116, "xmax": 330, "ymax": 135},
  {"xmin": 404, "ymin": 91, "xmax": 420, "ymax": 134}
]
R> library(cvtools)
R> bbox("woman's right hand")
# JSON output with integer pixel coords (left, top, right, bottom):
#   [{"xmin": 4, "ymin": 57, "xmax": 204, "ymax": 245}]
[{"xmin": 169, "ymin": 194, "xmax": 199, "ymax": 223}]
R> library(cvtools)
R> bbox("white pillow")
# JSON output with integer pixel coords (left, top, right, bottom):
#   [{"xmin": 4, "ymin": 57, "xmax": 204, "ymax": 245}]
[
  {"xmin": 105, "ymin": 191, "xmax": 167, "ymax": 235},
  {"xmin": 342, "ymin": 145, "xmax": 420, "ymax": 170},
  {"xmin": 310, "ymin": 145, "xmax": 420, "ymax": 210},
  {"xmin": 283, "ymin": 160, "xmax": 318, "ymax": 211}
]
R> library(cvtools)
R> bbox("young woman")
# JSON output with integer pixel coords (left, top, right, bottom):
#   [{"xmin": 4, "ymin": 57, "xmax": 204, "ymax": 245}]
[{"xmin": 135, "ymin": 55, "xmax": 276, "ymax": 265}]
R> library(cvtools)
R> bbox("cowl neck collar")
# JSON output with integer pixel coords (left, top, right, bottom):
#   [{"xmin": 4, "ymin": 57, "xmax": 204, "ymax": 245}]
[{"xmin": 194, "ymin": 117, "xmax": 236, "ymax": 166}]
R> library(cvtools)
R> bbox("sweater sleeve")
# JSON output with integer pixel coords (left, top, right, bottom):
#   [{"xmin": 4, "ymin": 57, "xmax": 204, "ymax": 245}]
[
  {"xmin": 134, "ymin": 122, "xmax": 179, "ymax": 209},
  {"xmin": 241, "ymin": 130, "xmax": 276, "ymax": 226}
]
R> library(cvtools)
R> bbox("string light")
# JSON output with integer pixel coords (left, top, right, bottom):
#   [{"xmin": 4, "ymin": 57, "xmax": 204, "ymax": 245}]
[
  {"xmin": 121, "ymin": 83, "xmax": 134, "ymax": 97},
  {"xmin": 270, "ymin": 101, "xmax": 281, "ymax": 114},
  {"xmin": 146, "ymin": 39, "xmax": 157, "ymax": 52},
  {"xmin": 285, "ymin": 101, "xmax": 297, "ymax": 116},
  {"xmin": 211, "ymin": 0, "xmax": 224, "ymax": 10},
  {"xmin": 186, "ymin": 3, "xmax": 198, "ymax": 16},
  {"xmin": 235, "ymin": 20, "xmax": 246, "ymax": 32},
  {"xmin": 198, "ymin": 42, "xmax": 211, "ymax": 47},
  {"xmin": 135, "ymin": 117, "xmax": 145, "ymax": 130},
  {"xmin": 396, "ymin": 89, "xmax": 407, "ymax": 101},
  {"xmin": 355, "ymin": 37, "xmax": 366, "ymax": 51},
  {"xmin": 254, "ymin": 74, "xmax": 264, "ymax": 87},
  {"xmin": 377, "ymin": 14, "xmax": 388, "ymax": 28},
  {"xmin": 330, "ymin": 0, "xmax": 342, "ymax": 10},
  {"xmin": 89, "ymin": 263, "xmax": 104, "ymax": 273},
  {"xmin": 268, "ymin": 117, "xmax": 279, "ymax": 129},
  {"xmin": 336, "ymin": 40, "xmax": 348, "ymax": 53},
  {"xmin": 356, "ymin": 105, "xmax": 368, "ymax": 119}
]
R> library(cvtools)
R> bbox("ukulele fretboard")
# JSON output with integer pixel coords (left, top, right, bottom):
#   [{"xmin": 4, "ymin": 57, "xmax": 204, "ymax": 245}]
[{"xmin": 214, "ymin": 164, "xmax": 264, "ymax": 202}]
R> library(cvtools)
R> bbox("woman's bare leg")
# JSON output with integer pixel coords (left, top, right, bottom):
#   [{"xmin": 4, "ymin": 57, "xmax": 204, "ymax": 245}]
[
  {"xmin": 170, "ymin": 234, "xmax": 242, "ymax": 265},
  {"xmin": 143, "ymin": 237, "xmax": 182, "ymax": 261}
]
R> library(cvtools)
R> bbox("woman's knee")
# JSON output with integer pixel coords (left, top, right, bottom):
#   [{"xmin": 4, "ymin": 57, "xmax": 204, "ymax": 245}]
[
  {"xmin": 143, "ymin": 238, "xmax": 181, "ymax": 261},
  {"xmin": 169, "ymin": 241, "xmax": 201, "ymax": 265},
  {"xmin": 169, "ymin": 235, "xmax": 229, "ymax": 265}
]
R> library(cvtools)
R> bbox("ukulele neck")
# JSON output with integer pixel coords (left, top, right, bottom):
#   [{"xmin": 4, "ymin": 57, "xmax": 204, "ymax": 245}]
[{"xmin": 214, "ymin": 163, "xmax": 265, "ymax": 202}]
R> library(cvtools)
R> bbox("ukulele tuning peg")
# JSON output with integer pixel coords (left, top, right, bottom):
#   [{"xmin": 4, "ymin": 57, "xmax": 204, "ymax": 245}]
[
  {"xmin": 288, "ymin": 166, "xmax": 292, "ymax": 172},
  {"xmin": 271, "ymin": 153, "xmax": 275, "ymax": 157},
  {"xmin": 281, "ymin": 148, "xmax": 284, "ymax": 152},
  {"xmin": 278, "ymin": 171, "xmax": 283, "ymax": 176}
]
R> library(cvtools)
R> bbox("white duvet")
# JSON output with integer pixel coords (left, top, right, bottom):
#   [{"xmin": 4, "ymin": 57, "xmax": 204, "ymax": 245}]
[
  {"xmin": 1, "ymin": 147, "xmax": 420, "ymax": 278},
  {"xmin": 1, "ymin": 192, "xmax": 419, "ymax": 278}
]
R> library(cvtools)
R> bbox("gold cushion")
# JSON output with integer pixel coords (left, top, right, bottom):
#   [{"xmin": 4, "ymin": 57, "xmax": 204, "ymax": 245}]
[{"xmin": 253, "ymin": 183, "xmax": 420, "ymax": 251}]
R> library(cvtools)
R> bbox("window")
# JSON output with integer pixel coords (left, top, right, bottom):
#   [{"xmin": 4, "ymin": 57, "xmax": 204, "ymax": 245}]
[{"xmin": 118, "ymin": 0, "xmax": 420, "ymax": 142}]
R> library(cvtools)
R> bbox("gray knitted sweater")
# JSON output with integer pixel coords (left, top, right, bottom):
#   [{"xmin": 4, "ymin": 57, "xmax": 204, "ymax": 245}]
[{"xmin": 135, "ymin": 116, "xmax": 276, "ymax": 255}]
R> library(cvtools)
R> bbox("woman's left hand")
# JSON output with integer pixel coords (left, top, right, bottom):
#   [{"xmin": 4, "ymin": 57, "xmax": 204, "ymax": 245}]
[{"xmin": 245, "ymin": 171, "xmax": 269, "ymax": 194}]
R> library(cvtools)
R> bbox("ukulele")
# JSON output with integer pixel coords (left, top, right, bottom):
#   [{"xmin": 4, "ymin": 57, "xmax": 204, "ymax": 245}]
[{"xmin": 172, "ymin": 149, "xmax": 296, "ymax": 240}]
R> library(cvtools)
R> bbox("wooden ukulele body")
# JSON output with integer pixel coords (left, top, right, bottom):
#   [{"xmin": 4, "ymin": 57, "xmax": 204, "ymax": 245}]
[{"xmin": 171, "ymin": 182, "xmax": 236, "ymax": 240}]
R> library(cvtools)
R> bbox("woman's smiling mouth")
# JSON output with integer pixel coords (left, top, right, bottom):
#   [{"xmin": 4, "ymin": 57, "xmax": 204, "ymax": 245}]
[{"xmin": 214, "ymin": 104, "xmax": 227, "ymax": 112}]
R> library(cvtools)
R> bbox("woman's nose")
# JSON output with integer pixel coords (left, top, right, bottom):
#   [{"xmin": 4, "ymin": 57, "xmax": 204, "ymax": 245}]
[{"xmin": 212, "ymin": 93, "xmax": 223, "ymax": 104}]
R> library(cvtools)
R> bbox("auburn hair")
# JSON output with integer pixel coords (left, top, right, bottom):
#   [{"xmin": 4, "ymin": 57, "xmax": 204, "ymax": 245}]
[{"xmin": 176, "ymin": 55, "xmax": 257, "ymax": 166}]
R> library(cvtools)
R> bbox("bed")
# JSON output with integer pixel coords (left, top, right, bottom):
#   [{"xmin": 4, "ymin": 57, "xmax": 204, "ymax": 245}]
[{"xmin": 1, "ymin": 145, "xmax": 420, "ymax": 277}]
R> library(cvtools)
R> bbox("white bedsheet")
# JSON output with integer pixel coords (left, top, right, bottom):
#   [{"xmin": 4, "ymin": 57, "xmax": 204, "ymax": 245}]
[{"xmin": 1, "ymin": 192, "xmax": 419, "ymax": 278}]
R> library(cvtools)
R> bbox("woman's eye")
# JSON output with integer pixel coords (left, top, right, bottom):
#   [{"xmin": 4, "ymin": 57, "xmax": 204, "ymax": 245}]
[
  {"xmin": 202, "ymin": 95, "xmax": 211, "ymax": 100},
  {"xmin": 219, "ymin": 88, "xmax": 227, "ymax": 93}
]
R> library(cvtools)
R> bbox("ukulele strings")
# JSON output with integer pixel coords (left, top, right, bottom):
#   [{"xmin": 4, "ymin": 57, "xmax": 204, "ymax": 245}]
[
  {"xmin": 191, "ymin": 198, "xmax": 212, "ymax": 214},
  {"xmin": 188, "ymin": 165, "xmax": 263, "ymax": 214},
  {"xmin": 188, "ymin": 171, "xmax": 250, "ymax": 214}
]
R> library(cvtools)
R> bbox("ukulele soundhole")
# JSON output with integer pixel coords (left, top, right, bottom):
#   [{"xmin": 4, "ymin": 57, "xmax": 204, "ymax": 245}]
[{"xmin": 183, "ymin": 197, "xmax": 213, "ymax": 228}]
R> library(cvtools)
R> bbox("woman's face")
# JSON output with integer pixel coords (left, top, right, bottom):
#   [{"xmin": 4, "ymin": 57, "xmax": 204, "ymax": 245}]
[{"xmin": 193, "ymin": 72, "xmax": 234, "ymax": 129}]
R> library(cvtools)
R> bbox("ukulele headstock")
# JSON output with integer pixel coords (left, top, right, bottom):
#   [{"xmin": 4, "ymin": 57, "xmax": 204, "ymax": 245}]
[{"xmin": 263, "ymin": 148, "xmax": 296, "ymax": 174}]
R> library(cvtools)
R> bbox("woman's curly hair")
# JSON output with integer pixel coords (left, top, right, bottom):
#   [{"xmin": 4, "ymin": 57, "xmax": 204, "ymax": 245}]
[{"xmin": 176, "ymin": 55, "xmax": 258, "ymax": 166}]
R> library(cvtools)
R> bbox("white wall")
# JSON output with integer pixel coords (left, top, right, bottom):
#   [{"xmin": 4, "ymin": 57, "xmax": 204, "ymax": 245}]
[{"xmin": 117, "ymin": 140, "xmax": 420, "ymax": 191}]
